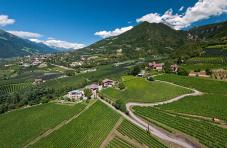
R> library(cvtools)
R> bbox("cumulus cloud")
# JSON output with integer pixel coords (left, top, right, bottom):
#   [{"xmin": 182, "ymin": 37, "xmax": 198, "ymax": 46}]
[
  {"xmin": 7, "ymin": 31, "xmax": 42, "ymax": 38},
  {"xmin": 30, "ymin": 38, "xmax": 85, "ymax": 50},
  {"xmin": 0, "ymin": 15, "xmax": 15, "ymax": 26},
  {"xmin": 137, "ymin": 0, "xmax": 227, "ymax": 30},
  {"xmin": 95, "ymin": 26, "xmax": 133, "ymax": 38}
]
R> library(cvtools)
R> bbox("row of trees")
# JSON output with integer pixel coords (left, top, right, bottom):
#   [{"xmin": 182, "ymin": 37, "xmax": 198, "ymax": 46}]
[{"xmin": 0, "ymin": 86, "xmax": 55, "ymax": 114}]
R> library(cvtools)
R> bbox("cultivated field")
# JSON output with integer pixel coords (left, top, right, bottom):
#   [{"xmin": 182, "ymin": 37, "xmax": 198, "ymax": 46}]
[
  {"xmin": 106, "ymin": 136, "xmax": 134, "ymax": 148},
  {"xmin": 159, "ymin": 94, "xmax": 227, "ymax": 121},
  {"xmin": 101, "ymin": 76, "xmax": 191, "ymax": 103},
  {"xmin": 155, "ymin": 74, "xmax": 227, "ymax": 94},
  {"xmin": 0, "ymin": 82, "xmax": 32, "ymax": 94},
  {"xmin": 117, "ymin": 120, "xmax": 167, "ymax": 148},
  {"xmin": 134, "ymin": 107, "xmax": 227, "ymax": 148},
  {"xmin": 32, "ymin": 101, "xmax": 120, "ymax": 148},
  {"xmin": 0, "ymin": 102, "xmax": 86, "ymax": 147}
]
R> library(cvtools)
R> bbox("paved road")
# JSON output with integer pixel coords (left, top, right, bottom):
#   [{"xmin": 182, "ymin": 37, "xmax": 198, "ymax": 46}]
[
  {"xmin": 99, "ymin": 80, "xmax": 203, "ymax": 148},
  {"xmin": 51, "ymin": 63, "xmax": 75, "ymax": 71}
]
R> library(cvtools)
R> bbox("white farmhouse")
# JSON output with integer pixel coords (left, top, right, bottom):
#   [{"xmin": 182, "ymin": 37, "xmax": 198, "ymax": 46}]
[{"xmin": 67, "ymin": 90, "xmax": 84, "ymax": 101}]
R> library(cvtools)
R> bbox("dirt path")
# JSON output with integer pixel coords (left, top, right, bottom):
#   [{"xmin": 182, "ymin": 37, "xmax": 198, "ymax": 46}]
[
  {"xmin": 24, "ymin": 100, "xmax": 97, "ymax": 148},
  {"xmin": 100, "ymin": 117, "xmax": 124, "ymax": 148},
  {"xmin": 99, "ymin": 79, "xmax": 203, "ymax": 148},
  {"xmin": 125, "ymin": 80, "xmax": 203, "ymax": 148}
]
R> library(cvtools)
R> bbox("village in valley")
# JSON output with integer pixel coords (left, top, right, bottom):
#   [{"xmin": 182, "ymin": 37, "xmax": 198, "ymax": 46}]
[{"xmin": 1, "ymin": 1, "xmax": 227, "ymax": 147}]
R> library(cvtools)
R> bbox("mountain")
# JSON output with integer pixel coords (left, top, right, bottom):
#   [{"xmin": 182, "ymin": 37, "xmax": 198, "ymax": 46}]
[
  {"xmin": 189, "ymin": 21, "xmax": 227, "ymax": 43},
  {"xmin": 79, "ymin": 21, "xmax": 227, "ymax": 59},
  {"xmin": 81, "ymin": 22, "xmax": 195, "ymax": 58},
  {"xmin": 0, "ymin": 29, "xmax": 57, "ymax": 58}
]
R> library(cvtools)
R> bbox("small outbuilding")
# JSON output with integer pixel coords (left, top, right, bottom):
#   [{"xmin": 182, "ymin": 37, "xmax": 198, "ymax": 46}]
[
  {"xmin": 102, "ymin": 79, "xmax": 114, "ymax": 88},
  {"xmin": 149, "ymin": 62, "xmax": 164, "ymax": 71}
]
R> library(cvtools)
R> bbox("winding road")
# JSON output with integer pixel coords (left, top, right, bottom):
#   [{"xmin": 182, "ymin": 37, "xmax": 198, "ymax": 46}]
[{"xmin": 99, "ymin": 79, "xmax": 203, "ymax": 148}]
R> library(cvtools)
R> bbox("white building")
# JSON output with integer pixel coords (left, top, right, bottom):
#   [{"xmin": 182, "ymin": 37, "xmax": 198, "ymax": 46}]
[
  {"xmin": 70, "ymin": 61, "xmax": 83, "ymax": 67},
  {"xmin": 67, "ymin": 90, "xmax": 84, "ymax": 101}
]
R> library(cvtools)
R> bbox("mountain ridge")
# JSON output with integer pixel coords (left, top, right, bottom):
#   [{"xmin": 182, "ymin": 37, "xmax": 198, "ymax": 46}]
[{"xmin": 0, "ymin": 29, "xmax": 57, "ymax": 58}]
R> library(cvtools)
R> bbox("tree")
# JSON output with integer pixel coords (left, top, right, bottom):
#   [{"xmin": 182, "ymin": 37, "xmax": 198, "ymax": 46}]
[
  {"xmin": 178, "ymin": 68, "xmax": 189, "ymax": 76},
  {"xmin": 164, "ymin": 62, "xmax": 172, "ymax": 73},
  {"xmin": 114, "ymin": 99, "xmax": 127, "ymax": 113},
  {"xmin": 118, "ymin": 82, "xmax": 125, "ymax": 90},
  {"xmin": 64, "ymin": 70, "xmax": 75, "ymax": 76},
  {"xmin": 84, "ymin": 88, "xmax": 93, "ymax": 99},
  {"xmin": 130, "ymin": 65, "xmax": 141, "ymax": 76},
  {"xmin": 206, "ymin": 68, "xmax": 212, "ymax": 75}
]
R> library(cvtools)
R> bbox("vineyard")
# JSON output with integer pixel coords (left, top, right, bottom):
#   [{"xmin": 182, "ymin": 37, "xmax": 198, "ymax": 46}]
[
  {"xmin": 181, "ymin": 64, "xmax": 227, "ymax": 71},
  {"xmin": 186, "ymin": 56, "xmax": 227, "ymax": 64},
  {"xmin": 0, "ymin": 102, "xmax": 86, "ymax": 147},
  {"xmin": 106, "ymin": 136, "xmax": 134, "ymax": 148},
  {"xmin": 117, "ymin": 120, "xmax": 167, "ymax": 148},
  {"xmin": 134, "ymin": 107, "xmax": 227, "ymax": 147},
  {"xmin": 0, "ymin": 82, "xmax": 32, "ymax": 94},
  {"xmin": 204, "ymin": 45, "xmax": 227, "ymax": 57},
  {"xmin": 101, "ymin": 76, "xmax": 191, "ymax": 104},
  {"xmin": 159, "ymin": 94, "xmax": 227, "ymax": 122},
  {"xmin": 155, "ymin": 74, "xmax": 227, "ymax": 95},
  {"xmin": 32, "ymin": 101, "xmax": 120, "ymax": 148}
]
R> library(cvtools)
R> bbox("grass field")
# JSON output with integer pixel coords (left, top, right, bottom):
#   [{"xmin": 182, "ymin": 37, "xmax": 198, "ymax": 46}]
[
  {"xmin": 0, "ymin": 102, "xmax": 86, "ymax": 147},
  {"xmin": 101, "ymin": 76, "xmax": 191, "ymax": 104},
  {"xmin": 155, "ymin": 74, "xmax": 227, "ymax": 95},
  {"xmin": 32, "ymin": 101, "xmax": 120, "ymax": 148},
  {"xmin": 117, "ymin": 120, "xmax": 167, "ymax": 148},
  {"xmin": 159, "ymin": 94, "xmax": 227, "ymax": 121},
  {"xmin": 134, "ymin": 107, "xmax": 227, "ymax": 148}
]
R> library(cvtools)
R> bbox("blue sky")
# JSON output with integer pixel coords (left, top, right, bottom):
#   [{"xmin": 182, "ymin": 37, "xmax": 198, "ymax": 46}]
[{"xmin": 0, "ymin": 0, "xmax": 227, "ymax": 49}]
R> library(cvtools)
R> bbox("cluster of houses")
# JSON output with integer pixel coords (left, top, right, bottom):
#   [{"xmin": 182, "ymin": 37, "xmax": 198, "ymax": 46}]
[
  {"xmin": 65, "ymin": 79, "xmax": 115, "ymax": 102},
  {"xmin": 148, "ymin": 61, "xmax": 178, "ymax": 72},
  {"xmin": 19, "ymin": 54, "xmax": 52, "ymax": 68}
]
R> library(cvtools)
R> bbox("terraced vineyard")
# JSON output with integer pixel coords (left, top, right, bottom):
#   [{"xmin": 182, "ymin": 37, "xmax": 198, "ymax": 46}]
[
  {"xmin": 117, "ymin": 120, "xmax": 167, "ymax": 148},
  {"xmin": 155, "ymin": 74, "xmax": 227, "ymax": 94},
  {"xmin": 0, "ymin": 102, "xmax": 87, "ymax": 147},
  {"xmin": 159, "ymin": 94, "xmax": 227, "ymax": 122},
  {"xmin": 134, "ymin": 107, "xmax": 227, "ymax": 148},
  {"xmin": 186, "ymin": 56, "xmax": 227, "ymax": 64},
  {"xmin": 0, "ymin": 82, "xmax": 32, "ymax": 94},
  {"xmin": 32, "ymin": 101, "xmax": 120, "ymax": 148},
  {"xmin": 106, "ymin": 136, "xmax": 134, "ymax": 148}
]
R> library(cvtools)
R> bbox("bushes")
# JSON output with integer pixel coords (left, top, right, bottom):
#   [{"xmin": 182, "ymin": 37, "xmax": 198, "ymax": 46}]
[
  {"xmin": 178, "ymin": 68, "xmax": 189, "ymax": 76},
  {"xmin": 114, "ymin": 99, "xmax": 127, "ymax": 113},
  {"xmin": 0, "ymin": 86, "xmax": 56, "ymax": 114},
  {"xmin": 84, "ymin": 88, "xmax": 93, "ymax": 99},
  {"xmin": 147, "ymin": 76, "xmax": 154, "ymax": 81},
  {"xmin": 129, "ymin": 65, "xmax": 141, "ymax": 76},
  {"xmin": 64, "ymin": 70, "xmax": 75, "ymax": 76},
  {"xmin": 118, "ymin": 82, "xmax": 125, "ymax": 90}
]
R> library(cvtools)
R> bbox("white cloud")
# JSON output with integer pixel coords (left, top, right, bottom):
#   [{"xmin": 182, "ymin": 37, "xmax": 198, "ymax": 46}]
[
  {"xmin": 95, "ymin": 26, "xmax": 133, "ymax": 38},
  {"xmin": 137, "ymin": 0, "xmax": 227, "ymax": 30},
  {"xmin": 7, "ymin": 31, "xmax": 42, "ymax": 38},
  {"xmin": 179, "ymin": 6, "xmax": 184, "ymax": 12},
  {"xmin": 0, "ymin": 15, "xmax": 15, "ymax": 26},
  {"xmin": 30, "ymin": 38, "xmax": 85, "ymax": 50}
]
